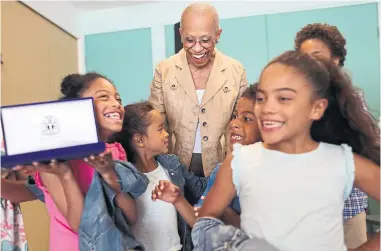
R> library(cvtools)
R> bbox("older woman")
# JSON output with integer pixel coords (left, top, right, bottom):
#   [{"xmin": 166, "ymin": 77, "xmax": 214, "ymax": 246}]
[{"xmin": 149, "ymin": 3, "xmax": 247, "ymax": 177}]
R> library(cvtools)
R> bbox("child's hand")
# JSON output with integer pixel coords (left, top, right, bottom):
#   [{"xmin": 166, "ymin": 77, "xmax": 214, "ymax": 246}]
[
  {"xmin": 151, "ymin": 180, "xmax": 180, "ymax": 204},
  {"xmin": 14, "ymin": 160, "xmax": 71, "ymax": 177},
  {"xmin": 193, "ymin": 195, "xmax": 205, "ymax": 216},
  {"xmin": 84, "ymin": 149, "xmax": 114, "ymax": 176},
  {"xmin": 194, "ymin": 206, "xmax": 200, "ymax": 217},
  {"xmin": 1, "ymin": 169, "xmax": 13, "ymax": 179},
  {"xmin": 195, "ymin": 195, "xmax": 205, "ymax": 206}
]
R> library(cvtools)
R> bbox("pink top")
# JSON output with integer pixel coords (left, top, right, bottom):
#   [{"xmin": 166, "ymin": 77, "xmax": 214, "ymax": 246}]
[{"xmin": 34, "ymin": 143, "xmax": 127, "ymax": 251}]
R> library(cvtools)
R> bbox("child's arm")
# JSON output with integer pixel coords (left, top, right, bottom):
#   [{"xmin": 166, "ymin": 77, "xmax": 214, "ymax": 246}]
[
  {"xmin": 353, "ymin": 154, "xmax": 380, "ymax": 201},
  {"xmin": 349, "ymin": 154, "xmax": 380, "ymax": 251},
  {"xmin": 220, "ymin": 207, "xmax": 240, "ymax": 228},
  {"xmin": 198, "ymin": 154, "xmax": 236, "ymax": 219},
  {"xmin": 85, "ymin": 151, "xmax": 137, "ymax": 225},
  {"xmin": 1, "ymin": 178, "xmax": 37, "ymax": 203},
  {"xmin": 26, "ymin": 161, "xmax": 85, "ymax": 232},
  {"xmin": 152, "ymin": 180, "xmax": 197, "ymax": 227},
  {"xmin": 173, "ymin": 195, "xmax": 197, "ymax": 227},
  {"xmin": 101, "ymin": 171, "xmax": 137, "ymax": 225},
  {"xmin": 40, "ymin": 162, "xmax": 84, "ymax": 232},
  {"xmin": 1, "ymin": 169, "xmax": 38, "ymax": 203},
  {"xmin": 194, "ymin": 166, "xmax": 219, "ymax": 207},
  {"xmin": 195, "ymin": 166, "xmax": 241, "ymax": 228}
]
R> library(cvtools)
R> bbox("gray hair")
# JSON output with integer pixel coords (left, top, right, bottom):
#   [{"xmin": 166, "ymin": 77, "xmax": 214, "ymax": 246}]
[{"xmin": 180, "ymin": 2, "xmax": 220, "ymax": 31}]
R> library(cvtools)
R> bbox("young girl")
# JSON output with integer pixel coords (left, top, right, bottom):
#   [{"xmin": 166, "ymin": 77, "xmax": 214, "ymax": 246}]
[
  {"xmin": 294, "ymin": 23, "xmax": 371, "ymax": 249},
  {"xmin": 153, "ymin": 84, "xmax": 261, "ymax": 228},
  {"xmin": 197, "ymin": 51, "xmax": 380, "ymax": 251},
  {"xmin": 14, "ymin": 73, "xmax": 136, "ymax": 251},
  {"xmin": 114, "ymin": 101, "xmax": 207, "ymax": 251}
]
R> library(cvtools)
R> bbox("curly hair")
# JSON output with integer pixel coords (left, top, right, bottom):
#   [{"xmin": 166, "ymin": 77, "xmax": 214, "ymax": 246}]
[
  {"xmin": 241, "ymin": 82, "xmax": 258, "ymax": 101},
  {"xmin": 113, "ymin": 101, "xmax": 155, "ymax": 163},
  {"xmin": 263, "ymin": 51, "xmax": 379, "ymax": 165},
  {"xmin": 59, "ymin": 72, "xmax": 112, "ymax": 100},
  {"xmin": 294, "ymin": 23, "xmax": 347, "ymax": 67}
]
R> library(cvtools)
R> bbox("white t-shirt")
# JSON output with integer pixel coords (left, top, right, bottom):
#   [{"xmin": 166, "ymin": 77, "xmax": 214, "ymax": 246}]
[
  {"xmin": 131, "ymin": 163, "xmax": 182, "ymax": 251},
  {"xmin": 232, "ymin": 142, "xmax": 355, "ymax": 251},
  {"xmin": 193, "ymin": 89, "xmax": 205, "ymax": 153}
]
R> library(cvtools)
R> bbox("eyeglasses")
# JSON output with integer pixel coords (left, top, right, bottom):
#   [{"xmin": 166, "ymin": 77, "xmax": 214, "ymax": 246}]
[{"xmin": 182, "ymin": 35, "xmax": 216, "ymax": 49}]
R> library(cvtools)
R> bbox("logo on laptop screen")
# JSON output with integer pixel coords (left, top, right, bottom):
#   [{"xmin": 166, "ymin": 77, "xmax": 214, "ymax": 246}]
[{"xmin": 41, "ymin": 116, "xmax": 60, "ymax": 135}]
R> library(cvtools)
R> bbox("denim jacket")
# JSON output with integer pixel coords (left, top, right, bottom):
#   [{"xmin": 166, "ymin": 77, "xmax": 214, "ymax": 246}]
[
  {"xmin": 192, "ymin": 217, "xmax": 281, "ymax": 251},
  {"xmin": 26, "ymin": 156, "xmax": 206, "ymax": 251},
  {"xmin": 155, "ymin": 154, "xmax": 208, "ymax": 251},
  {"xmin": 195, "ymin": 163, "xmax": 241, "ymax": 214},
  {"xmin": 79, "ymin": 160, "xmax": 149, "ymax": 251}
]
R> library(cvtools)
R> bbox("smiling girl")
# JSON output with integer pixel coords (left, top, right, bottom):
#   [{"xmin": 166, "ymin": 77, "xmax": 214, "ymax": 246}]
[
  {"xmin": 196, "ymin": 51, "xmax": 380, "ymax": 251},
  {"xmin": 15, "ymin": 73, "xmax": 136, "ymax": 251}
]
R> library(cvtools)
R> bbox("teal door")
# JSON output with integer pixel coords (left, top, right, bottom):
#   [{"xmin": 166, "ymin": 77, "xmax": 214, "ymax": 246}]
[
  {"xmin": 85, "ymin": 28, "xmax": 153, "ymax": 105},
  {"xmin": 217, "ymin": 15, "xmax": 269, "ymax": 84}
]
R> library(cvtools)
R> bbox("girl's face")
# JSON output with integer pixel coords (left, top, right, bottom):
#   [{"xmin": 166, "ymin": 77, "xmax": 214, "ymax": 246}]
[
  {"xmin": 142, "ymin": 110, "xmax": 169, "ymax": 156},
  {"xmin": 299, "ymin": 38, "xmax": 340, "ymax": 66},
  {"xmin": 82, "ymin": 78, "xmax": 124, "ymax": 141},
  {"xmin": 229, "ymin": 97, "xmax": 261, "ymax": 147},
  {"xmin": 254, "ymin": 63, "xmax": 327, "ymax": 148}
]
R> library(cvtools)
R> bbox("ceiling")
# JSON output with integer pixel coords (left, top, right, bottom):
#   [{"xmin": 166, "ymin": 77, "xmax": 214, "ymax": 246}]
[{"xmin": 70, "ymin": 1, "xmax": 157, "ymax": 11}]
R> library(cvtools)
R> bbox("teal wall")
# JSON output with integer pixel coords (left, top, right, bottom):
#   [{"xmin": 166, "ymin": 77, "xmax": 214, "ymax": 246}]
[
  {"xmin": 86, "ymin": 3, "xmax": 380, "ymax": 215},
  {"xmin": 85, "ymin": 28, "xmax": 153, "ymax": 105},
  {"xmin": 217, "ymin": 15, "xmax": 268, "ymax": 84},
  {"xmin": 165, "ymin": 3, "xmax": 380, "ymax": 118},
  {"xmin": 165, "ymin": 24, "xmax": 175, "ymax": 59},
  {"xmin": 162, "ymin": 3, "xmax": 381, "ymax": 216},
  {"xmin": 266, "ymin": 3, "xmax": 380, "ymax": 118}
]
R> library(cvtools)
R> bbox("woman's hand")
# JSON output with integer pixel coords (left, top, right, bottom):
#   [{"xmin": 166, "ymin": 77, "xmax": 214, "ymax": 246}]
[{"xmin": 152, "ymin": 180, "xmax": 181, "ymax": 204}]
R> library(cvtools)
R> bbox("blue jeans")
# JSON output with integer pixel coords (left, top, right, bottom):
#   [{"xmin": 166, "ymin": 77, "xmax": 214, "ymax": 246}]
[{"xmin": 191, "ymin": 217, "xmax": 281, "ymax": 251}]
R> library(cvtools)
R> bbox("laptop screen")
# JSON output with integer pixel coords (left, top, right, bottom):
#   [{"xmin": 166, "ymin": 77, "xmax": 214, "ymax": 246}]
[{"xmin": 1, "ymin": 98, "xmax": 99, "ymax": 156}]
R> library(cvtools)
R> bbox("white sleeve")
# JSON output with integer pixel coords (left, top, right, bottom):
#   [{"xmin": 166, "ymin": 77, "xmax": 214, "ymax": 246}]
[
  {"xmin": 341, "ymin": 144, "xmax": 355, "ymax": 201},
  {"xmin": 231, "ymin": 143, "xmax": 243, "ymax": 195}
]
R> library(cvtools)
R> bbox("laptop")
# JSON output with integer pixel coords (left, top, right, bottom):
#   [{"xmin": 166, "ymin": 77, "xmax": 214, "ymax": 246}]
[{"xmin": 1, "ymin": 97, "xmax": 106, "ymax": 168}]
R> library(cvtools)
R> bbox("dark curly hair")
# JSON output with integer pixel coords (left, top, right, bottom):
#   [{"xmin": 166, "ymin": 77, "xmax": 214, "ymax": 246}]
[
  {"xmin": 60, "ymin": 72, "xmax": 112, "ymax": 100},
  {"xmin": 294, "ymin": 23, "xmax": 347, "ymax": 67},
  {"xmin": 262, "ymin": 51, "xmax": 379, "ymax": 165},
  {"xmin": 113, "ymin": 101, "xmax": 155, "ymax": 163},
  {"xmin": 241, "ymin": 82, "xmax": 258, "ymax": 100}
]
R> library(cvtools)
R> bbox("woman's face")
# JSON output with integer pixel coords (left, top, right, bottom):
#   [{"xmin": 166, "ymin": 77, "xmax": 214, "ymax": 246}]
[{"xmin": 180, "ymin": 12, "xmax": 221, "ymax": 68}]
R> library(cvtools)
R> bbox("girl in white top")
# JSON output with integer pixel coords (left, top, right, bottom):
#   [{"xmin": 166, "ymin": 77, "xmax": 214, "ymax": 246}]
[{"xmin": 197, "ymin": 51, "xmax": 380, "ymax": 251}]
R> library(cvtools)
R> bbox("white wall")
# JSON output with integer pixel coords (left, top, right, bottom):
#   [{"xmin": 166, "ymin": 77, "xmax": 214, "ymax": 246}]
[
  {"xmin": 21, "ymin": 1, "xmax": 81, "ymax": 38},
  {"xmin": 81, "ymin": 1, "xmax": 377, "ymax": 34}
]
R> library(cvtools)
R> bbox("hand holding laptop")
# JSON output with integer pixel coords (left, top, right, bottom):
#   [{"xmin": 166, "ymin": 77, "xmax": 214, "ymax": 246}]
[
  {"xmin": 13, "ymin": 148, "xmax": 115, "ymax": 178},
  {"xmin": 84, "ymin": 149, "xmax": 115, "ymax": 176},
  {"xmin": 14, "ymin": 159, "xmax": 71, "ymax": 177}
]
